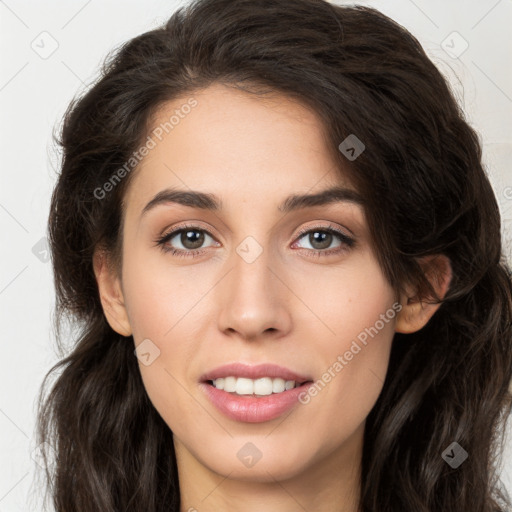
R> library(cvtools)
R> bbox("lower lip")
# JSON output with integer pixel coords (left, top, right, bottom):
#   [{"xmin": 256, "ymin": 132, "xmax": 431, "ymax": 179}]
[{"xmin": 200, "ymin": 381, "xmax": 313, "ymax": 423}]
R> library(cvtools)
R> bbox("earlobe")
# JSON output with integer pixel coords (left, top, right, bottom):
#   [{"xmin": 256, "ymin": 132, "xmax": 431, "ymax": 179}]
[
  {"xmin": 92, "ymin": 249, "xmax": 132, "ymax": 337},
  {"xmin": 395, "ymin": 255, "xmax": 452, "ymax": 334}
]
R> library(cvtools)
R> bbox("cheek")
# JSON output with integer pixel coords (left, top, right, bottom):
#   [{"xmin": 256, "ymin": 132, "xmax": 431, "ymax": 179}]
[
  {"xmin": 120, "ymin": 247, "xmax": 213, "ymax": 426},
  {"xmin": 121, "ymin": 243, "xmax": 207, "ymax": 341},
  {"xmin": 288, "ymin": 250, "xmax": 397, "ymax": 369},
  {"xmin": 294, "ymin": 253, "xmax": 397, "ymax": 435}
]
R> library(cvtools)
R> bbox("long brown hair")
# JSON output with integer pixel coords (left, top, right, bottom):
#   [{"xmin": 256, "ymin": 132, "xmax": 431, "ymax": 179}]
[{"xmin": 36, "ymin": 1, "xmax": 512, "ymax": 510}]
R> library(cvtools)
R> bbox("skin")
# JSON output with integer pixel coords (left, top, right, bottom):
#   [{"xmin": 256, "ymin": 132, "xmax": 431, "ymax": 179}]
[{"xmin": 94, "ymin": 83, "xmax": 451, "ymax": 512}]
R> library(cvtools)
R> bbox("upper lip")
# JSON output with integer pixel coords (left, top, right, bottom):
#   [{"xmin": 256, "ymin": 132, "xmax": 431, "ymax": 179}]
[{"xmin": 200, "ymin": 363, "xmax": 312, "ymax": 384}]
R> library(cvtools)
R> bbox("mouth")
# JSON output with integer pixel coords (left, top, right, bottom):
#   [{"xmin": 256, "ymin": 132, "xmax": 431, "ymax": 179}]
[{"xmin": 199, "ymin": 363, "xmax": 314, "ymax": 422}]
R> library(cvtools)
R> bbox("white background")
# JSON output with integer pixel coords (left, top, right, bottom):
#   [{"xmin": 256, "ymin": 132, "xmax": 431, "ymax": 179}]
[{"xmin": 0, "ymin": 0, "xmax": 511, "ymax": 510}]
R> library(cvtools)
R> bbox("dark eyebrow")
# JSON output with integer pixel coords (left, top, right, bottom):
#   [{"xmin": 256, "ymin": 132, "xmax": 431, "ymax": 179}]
[
  {"xmin": 278, "ymin": 185, "xmax": 364, "ymax": 212},
  {"xmin": 140, "ymin": 185, "xmax": 364, "ymax": 217}
]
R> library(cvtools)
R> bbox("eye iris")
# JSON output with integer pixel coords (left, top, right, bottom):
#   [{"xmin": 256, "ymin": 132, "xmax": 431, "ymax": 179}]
[
  {"xmin": 182, "ymin": 230, "xmax": 204, "ymax": 249},
  {"xmin": 310, "ymin": 231, "xmax": 332, "ymax": 250}
]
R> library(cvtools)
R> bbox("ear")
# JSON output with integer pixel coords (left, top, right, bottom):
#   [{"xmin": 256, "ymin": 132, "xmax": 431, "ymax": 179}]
[
  {"xmin": 93, "ymin": 248, "xmax": 132, "ymax": 337},
  {"xmin": 395, "ymin": 254, "xmax": 452, "ymax": 334}
]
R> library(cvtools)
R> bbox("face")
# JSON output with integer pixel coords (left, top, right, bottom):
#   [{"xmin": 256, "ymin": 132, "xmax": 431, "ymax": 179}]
[{"xmin": 111, "ymin": 83, "xmax": 400, "ymax": 482}]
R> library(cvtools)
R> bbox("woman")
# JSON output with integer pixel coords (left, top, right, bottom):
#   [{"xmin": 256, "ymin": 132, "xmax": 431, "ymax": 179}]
[{"xmin": 36, "ymin": 0, "xmax": 512, "ymax": 510}]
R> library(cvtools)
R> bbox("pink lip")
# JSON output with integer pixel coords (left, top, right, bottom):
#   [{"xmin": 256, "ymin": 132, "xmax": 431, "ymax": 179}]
[
  {"xmin": 199, "ymin": 362, "xmax": 312, "ymax": 383},
  {"xmin": 199, "ymin": 363, "xmax": 313, "ymax": 423}
]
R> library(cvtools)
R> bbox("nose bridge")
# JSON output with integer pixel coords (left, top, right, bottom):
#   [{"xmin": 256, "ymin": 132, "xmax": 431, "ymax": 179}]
[
  {"xmin": 230, "ymin": 234, "xmax": 278, "ymax": 311},
  {"xmin": 216, "ymin": 233, "xmax": 291, "ymax": 339}
]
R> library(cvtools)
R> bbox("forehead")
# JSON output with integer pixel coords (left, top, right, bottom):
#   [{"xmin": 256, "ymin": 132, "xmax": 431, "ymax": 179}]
[{"xmin": 124, "ymin": 83, "xmax": 353, "ymax": 218}]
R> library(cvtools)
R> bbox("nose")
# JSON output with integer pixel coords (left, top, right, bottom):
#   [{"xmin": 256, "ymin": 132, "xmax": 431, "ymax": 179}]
[{"xmin": 216, "ymin": 241, "xmax": 292, "ymax": 342}]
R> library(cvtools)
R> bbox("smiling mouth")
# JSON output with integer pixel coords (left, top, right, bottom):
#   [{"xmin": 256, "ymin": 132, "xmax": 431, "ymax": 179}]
[{"xmin": 206, "ymin": 376, "xmax": 312, "ymax": 397}]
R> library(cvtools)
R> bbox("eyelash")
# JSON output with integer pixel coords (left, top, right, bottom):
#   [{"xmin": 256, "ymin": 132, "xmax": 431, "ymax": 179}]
[{"xmin": 154, "ymin": 222, "xmax": 355, "ymax": 259}]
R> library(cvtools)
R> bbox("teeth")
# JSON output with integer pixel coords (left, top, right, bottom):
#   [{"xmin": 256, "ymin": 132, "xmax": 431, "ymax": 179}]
[
  {"xmin": 285, "ymin": 380, "xmax": 295, "ymax": 390},
  {"xmin": 212, "ymin": 376, "xmax": 298, "ymax": 395},
  {"xmin": 272, "ymin": 378, "xmax": 285, "ymax": 393},
  {"xmin": 236, "ymin": 377, "xmax": 254, "ymax": 395},
  {"xmin": 254, "ymin": 377, "xmax": 273, "ymax": 395},
  {"xmin": 224, "ymin": 376, "xmax": 236, "ymax": 392}
]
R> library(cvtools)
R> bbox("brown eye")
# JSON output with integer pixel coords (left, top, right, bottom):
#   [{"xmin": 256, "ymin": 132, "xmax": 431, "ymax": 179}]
[
  {"xmin": 294, "ymin": 226, "xmax": 354, "ymax": 253},
  {"xmin": 178, "ymin": 229, "xmax": 205, "ymax": 250},
  {"xmin": 306, "ymin": 230, "xmax": 334, "ymax": 250},
  {"xmin": 157, "ymin": 226, "xmax": 217, "ymax": 255}
]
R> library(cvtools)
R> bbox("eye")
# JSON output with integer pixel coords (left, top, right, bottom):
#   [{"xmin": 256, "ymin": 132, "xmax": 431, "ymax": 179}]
[
  {"xmin": 155, "ymin": 222, "xmax": 355, "ymax": 259},
  {"xmin": 292, "ymin": 224, "xmax": 355, "ymax": 257},
  {"xmin": 155, "ymin": 224, "xmax": 219, "ymax": 258}
]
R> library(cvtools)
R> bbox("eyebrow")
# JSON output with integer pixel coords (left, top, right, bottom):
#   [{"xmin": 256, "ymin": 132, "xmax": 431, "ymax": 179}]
[{"xmin": 140, "ymin": 185, "xmax": 364, "ymax": 217}]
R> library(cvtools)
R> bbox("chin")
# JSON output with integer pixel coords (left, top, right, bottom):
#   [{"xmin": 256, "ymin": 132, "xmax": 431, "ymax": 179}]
[{"xmin": 195, "ymin": 437, "xmax": 316, "ymax": 482}]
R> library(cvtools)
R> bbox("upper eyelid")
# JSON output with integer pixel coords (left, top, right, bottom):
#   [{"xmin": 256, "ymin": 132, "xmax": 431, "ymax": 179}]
[{"xmin": 160, "ymin": 222, "xmax": 217, "ymax": 240}]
